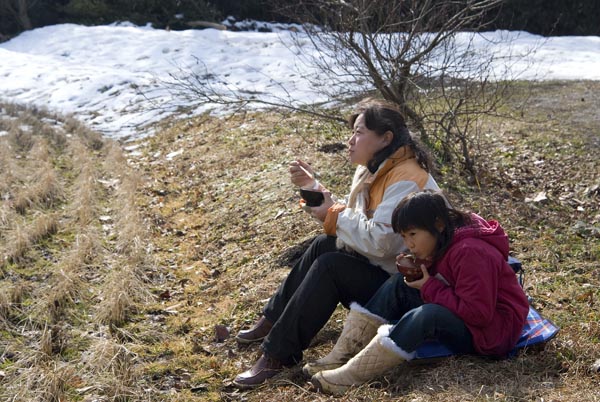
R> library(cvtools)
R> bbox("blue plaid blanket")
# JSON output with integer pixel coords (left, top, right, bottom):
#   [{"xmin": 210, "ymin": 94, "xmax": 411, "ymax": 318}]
[{"xmin": 414, "ymin": 305, "xmax": 559, "ymax": 359}]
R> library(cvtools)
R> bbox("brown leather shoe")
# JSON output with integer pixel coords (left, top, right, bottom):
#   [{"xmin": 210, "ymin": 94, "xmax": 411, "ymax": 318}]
[
  {"xmin": 233, "ymin": 353, "xmax": 283, "ymax": 389},
  {"xmin": 236, "ymin": 316, "xmax": 273, "ymax": 344}
]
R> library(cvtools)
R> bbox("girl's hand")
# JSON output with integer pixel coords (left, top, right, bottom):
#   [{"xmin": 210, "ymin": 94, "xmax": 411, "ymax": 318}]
[
  {"xmin": 289, "ymin": 159, "xmax": 316, "ymax": 188},
  {"xmin": 308, "ymin": 191, "xmax": 334, "ymax": 222},
  {"xmin": 405, "ymin": 264, "xmax": 430, "ymax": 289}
]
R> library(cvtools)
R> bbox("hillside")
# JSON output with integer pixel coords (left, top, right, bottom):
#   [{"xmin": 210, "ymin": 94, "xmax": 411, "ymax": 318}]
[{"xmin": 0, "ymin": 80, "xmax": 599, "ymax": 401}]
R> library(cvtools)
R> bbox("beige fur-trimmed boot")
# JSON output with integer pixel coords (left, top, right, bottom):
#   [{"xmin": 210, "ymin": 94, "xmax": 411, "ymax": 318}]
[
  {"xmin": 310, "ymin": 324, "xmax": 415, "ymax": 396},
  {"xmin": 302, "ymin": 303, "xmax": 387, "ymax": 377}
]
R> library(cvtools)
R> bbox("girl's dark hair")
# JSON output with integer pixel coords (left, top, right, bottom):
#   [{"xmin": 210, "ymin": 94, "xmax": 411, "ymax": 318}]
[
  {"xmin": 391, "ymin": 191, "xmax": 472, "ymax": 260},
  {"xmin": 349, "ymin": 98, "xmax": 432, "ymax": 173}
]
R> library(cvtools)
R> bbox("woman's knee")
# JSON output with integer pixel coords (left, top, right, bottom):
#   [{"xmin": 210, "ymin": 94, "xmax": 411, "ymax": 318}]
[
  {"xmin": 302, "ymin": 234, "xmax": 337, "ymax": 259},
  {"xmin": 309, "ymin": 234, "xmax": 336, "ymax": 249},
  {"xmin": 310, "ymin": 252, "xmax": 346, "ymax": 275}
]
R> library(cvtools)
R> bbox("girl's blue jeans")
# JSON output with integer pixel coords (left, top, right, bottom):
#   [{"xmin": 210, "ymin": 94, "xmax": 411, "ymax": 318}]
[{"xmin": 365, "ymin": 273, "xmax": 475, "ymax": 354}]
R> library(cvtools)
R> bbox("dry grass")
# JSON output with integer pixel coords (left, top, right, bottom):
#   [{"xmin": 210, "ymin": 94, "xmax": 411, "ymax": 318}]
[
  {"xmin": 71, "ymin": 229, "xmax": 102, "ymax": 266},
  {"xmin": 7, "ymin": 124, "xmax": 36, "ymax": 153},
  {"xmin": 1, "ymin": 212, "xmax": 58, "ymax": 265},
  {"xmin": 29, "ymin": 136, "xmax": 51, "ymax": 163},
  {"xmin": 13, "ymin": 164, "xmax": 63, "ymax": 214},
  {"xmin": 0, "ymin": 143, "xmax": 19, "ymax": 198},
  {"xmin": 0, "ymin": 101, "xmax": 157, "ymax": 401},
  {"xmin": 73, "ymin": 165, "xmax": 99, "ymax": 224},
  {"xmin": 82, "ymin": 338, "xmax": 142, "ymax": 401},
  {"xmin": 0, "ymin": 203, "xmax": 14, "ymax": 233},
  {"xmin": 28, "ymin": 212, "xmax": 59, "ymax": 243},
  {"xmin": 0, "ymin": 82, "xmax": 599, "ymax": 401},
  {"xmin": 44, "ymin": 266, "xmax": 84, "ymax": 323},
  {"xmin": 6, "ymin": 360, "xmax": 77, "ymax": 402},
  {"xmin": 3, "ymin": 223, "xmax": 31, "ymax": 264},
  {"xmin": 96, "ymin": 263, "xmax": 146, "ymax": 328},
  {"xmin": 0, "ymin": 288, "xmax": 10, "ymax": 322},
  {"xmin": 102, "ymin": 141, "xmax": 151, "ymax": 264},
  {"xmin": 64, "ymin": 115, "xmax": 105, "ymax": 151}
]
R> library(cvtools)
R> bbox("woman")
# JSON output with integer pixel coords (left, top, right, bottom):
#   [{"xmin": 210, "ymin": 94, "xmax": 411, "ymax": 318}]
[
  {"xmin": 233, "ymin": 98, "xmax": 439, "ymax": 389},
  {"xmin": 310, "ymin": 191, "xmax": 530, "ymax": 395}
]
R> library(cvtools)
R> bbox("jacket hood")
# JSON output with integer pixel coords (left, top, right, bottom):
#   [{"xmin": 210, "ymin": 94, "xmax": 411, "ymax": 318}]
[{"xmin": 451, "ymin": 213, "xmax": 509, "ymax": 259}]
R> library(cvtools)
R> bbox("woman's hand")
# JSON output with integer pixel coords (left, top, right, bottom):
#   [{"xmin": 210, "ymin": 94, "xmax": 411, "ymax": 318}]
[
  {"xmin": 405, "ymin": 264, "xmax": 430, "ymax": 289},
  {"xmin": 289, "ymin": 159, "xmax": 316, "ymax": 188},
  {"xmin": 308, "ymin": 191, "xmax": 334, "ymax": 222}
]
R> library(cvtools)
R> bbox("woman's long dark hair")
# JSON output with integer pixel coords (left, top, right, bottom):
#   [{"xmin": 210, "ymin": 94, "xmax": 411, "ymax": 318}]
[
  {"xmin": 348, "ymin": 98, "xmax": 432, "ymax": 174},
  {"xmin": 392, "ymin": 191, "xmax": 472, "ymax": 261}
]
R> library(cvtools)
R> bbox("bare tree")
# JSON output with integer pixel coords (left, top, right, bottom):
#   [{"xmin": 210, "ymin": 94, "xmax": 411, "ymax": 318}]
[
  {"xmin": 163, "ymin": 0, "xmax": 532, "ymax": 178},
  {"xmin": 162, "ymin": 57, "xmax": 348, "ymax": 124},
  {"xmin": 277, "ymin": 0, "xmax": 516, "ymax": 177}
]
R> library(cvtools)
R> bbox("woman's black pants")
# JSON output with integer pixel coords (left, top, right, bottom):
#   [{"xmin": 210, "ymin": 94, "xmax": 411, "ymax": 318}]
[{"xmin": 261, "ymin": 234, "xmax": 391, "ymax": 364}]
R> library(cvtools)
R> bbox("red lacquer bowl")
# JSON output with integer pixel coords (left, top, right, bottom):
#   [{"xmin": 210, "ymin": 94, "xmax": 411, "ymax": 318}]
[{"xmin": 396, "ymin": 254, "xmax": 431, "ymax": 282}]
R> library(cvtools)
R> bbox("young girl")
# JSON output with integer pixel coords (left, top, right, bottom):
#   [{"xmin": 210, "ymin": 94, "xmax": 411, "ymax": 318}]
[{"xmin": 310, "ymin": 191, "xmax": 530, "ymax": 395}]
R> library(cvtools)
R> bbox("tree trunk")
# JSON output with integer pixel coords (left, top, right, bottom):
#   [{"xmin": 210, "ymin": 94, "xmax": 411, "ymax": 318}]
[{"xmin": 17, "ymin": 0, "xmax": 33, "ymax": 30}]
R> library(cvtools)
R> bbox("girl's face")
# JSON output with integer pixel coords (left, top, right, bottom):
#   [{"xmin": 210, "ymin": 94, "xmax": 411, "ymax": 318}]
[
  {"xmin": 348, "ymin": 113, "xmax": 390, "ymax": 166},
  {"xmin": 400, "ymin": 227, "xmax": 438, "ymax": 260}
]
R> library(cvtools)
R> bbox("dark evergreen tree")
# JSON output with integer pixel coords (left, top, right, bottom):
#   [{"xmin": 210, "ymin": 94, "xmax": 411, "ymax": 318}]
[
  {"xmin": 2, "ymin": 0, "xmax": 600, "ymax": 41},
  {"xmin": 493, "ymin": 0, "xmax": 600, "ymax": 36}
]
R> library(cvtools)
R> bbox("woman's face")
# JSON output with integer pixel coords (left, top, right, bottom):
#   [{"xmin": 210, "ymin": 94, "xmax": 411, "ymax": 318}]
[
  {"xmin": 348, "ymin": 113, "xmax": 389, "ymax": 166},
  {"xmin": 400, "ymin": 227, "xmax": 438, "ymax": 260}
]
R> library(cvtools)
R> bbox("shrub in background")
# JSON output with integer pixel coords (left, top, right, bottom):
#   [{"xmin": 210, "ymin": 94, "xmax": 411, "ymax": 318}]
[
  {"xmin": 2, "ymin": 0, "xmax": 599, "ymax": 39},
  {"xmin": 0, "ymin": 0, "xmax": 221, "ymax": 38},
  {"xmin": 492, "ymin": 0, "xmax": 600, "ymax": 36},
  {"xmin": 56, "ymin": 0, "xmax": 221, "ymax": 29}
]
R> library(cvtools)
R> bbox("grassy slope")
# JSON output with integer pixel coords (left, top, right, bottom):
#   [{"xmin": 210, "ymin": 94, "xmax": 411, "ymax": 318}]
[{"xmin": 1, "ymin": 81, "xmax": 599, "ymax": 401}]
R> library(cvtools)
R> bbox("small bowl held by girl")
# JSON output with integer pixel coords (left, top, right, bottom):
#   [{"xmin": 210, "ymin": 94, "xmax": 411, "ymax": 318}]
[{"xmin": 396, "ymin": 254, "xmax": 431, "ymax": 282}]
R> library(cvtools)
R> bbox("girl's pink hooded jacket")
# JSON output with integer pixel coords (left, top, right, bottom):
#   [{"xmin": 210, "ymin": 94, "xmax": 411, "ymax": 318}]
[{"xmin": 420, "ymin": 214, "xmax": 529, "ymax": 357}]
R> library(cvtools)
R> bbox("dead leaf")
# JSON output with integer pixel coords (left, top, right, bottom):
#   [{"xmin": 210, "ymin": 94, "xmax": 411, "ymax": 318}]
[
  {"xmin": 215, "ymin": 324, "xmax": 230, "ymax": 342},
  {"xmin": 525, "ymin": 191, "xmax": 548, "ymax": 203}
]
